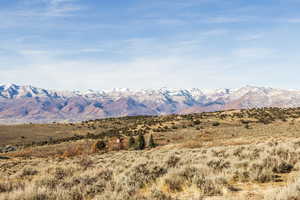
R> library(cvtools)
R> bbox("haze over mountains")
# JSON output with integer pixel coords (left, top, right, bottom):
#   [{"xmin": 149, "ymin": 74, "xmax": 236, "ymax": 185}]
[{"xmin": 1, "ymin": 83, "xmax": 300, "ymax": 124}]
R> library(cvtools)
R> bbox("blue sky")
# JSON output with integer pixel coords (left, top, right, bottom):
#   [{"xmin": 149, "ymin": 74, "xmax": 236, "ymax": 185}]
[{"xmin": 1, "ymin": 0, "xmax": 300, "ymax": 90}]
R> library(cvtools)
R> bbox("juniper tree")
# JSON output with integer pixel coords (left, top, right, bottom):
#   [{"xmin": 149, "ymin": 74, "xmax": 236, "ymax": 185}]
[
  {"xmin": 136, "ymin": 133, "xmax": 145, "ymax": 150},
  {"xmin": 95, "ymin": 140, "xmax": 106, "ymax": 150},
  {"xmin": 92, "ymin": 140, "xmax": 106, "ymax": 152},
  {"xmin": 128, "ymin": 136, "xmax": 135, "ymax": 149},
  {"xmin": 148, "ymin": 134, "xmax": 156, "ymax": 148}
]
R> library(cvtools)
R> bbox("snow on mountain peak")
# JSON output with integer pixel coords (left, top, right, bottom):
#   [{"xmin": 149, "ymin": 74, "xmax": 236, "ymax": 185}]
[
  {"xmin": 2, "ymin": 83, "xmax": 300, "ymax": 123},
  {"xmin": 1, "ymin": 83, "xmax": 300, "ymax": 105},
  {"xmin": 1, "ymin": 83, "xmax": 18, "ymax": 91}
]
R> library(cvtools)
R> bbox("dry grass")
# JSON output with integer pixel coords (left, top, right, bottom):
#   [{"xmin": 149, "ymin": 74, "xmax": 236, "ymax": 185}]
[
  {"xmin": 1, "ymin": 108, "xmax": 300, "ymax": 199},
  {"xmin": 1, "ymin": 139, "xmax": 300, "ymax": 199}
]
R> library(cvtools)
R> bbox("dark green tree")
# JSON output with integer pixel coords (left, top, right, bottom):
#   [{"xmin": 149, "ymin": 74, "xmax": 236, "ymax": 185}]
[
  {"xmin": 148, "ymin": 134, "xmax": 156, "ymax": 148},
  {"xmin": 128, "ymin": 136, "xmax": 135, "ymax": 149},
  {"xmin": 95, "ymin": 140, "xmax": 106, "ymax": 150},
  {"xmin": 136, "ymin": 133, "xmax": 145, "ymax": 150}
]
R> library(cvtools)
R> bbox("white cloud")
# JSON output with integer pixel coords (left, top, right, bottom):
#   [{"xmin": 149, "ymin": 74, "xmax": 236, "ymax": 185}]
[
  {"xmin": 79, "ymin": 49, "xmax": 105, "ymax": 53},
  {"xmin": 20, "ymin": 50, "xmax": 49, "ymax": 56},
  {"xmin": 156, "ymin": 19, "xmax": 186, "ymax": 25},
  {"xmin": 46, "ymin": 5, "xmax": 82, "ymax": 17},
  {"xmin": 0, "ymin": 53, "xmax": 229, "ymax": 90},
  {"xmin": 287, "ymin": 18, "xmax": 300, "ymax": 23},
  {"xmin": 8, "ymin": 0, "xmax": 83, "ymax": 18},
  {"xmin": 204, "ymin": 16, "xmax": 251, "ymax": 23},
  {"xmin": 200, "ymin": 29, "xmax": 228, "ymax": 36},
  {"xmin": 48, "ymin": 0, "xmax": 76, "ymax": 5},
  {"xmin": 232, "ymin": 48, "xmax": 275, "ymax": 59},
  {"xmin": 237, "ymin": 33, "xmax": 264, "ymax": 41}
]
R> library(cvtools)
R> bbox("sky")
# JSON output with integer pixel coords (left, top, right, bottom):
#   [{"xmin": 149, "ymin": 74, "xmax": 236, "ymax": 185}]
[{"xmin": 1, "ymin": 0, "xmax": 300, "ymax": 91}]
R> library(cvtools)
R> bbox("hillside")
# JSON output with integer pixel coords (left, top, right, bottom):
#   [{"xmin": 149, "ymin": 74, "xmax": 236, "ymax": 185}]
[
  {"xmin": 2, "ymin": 84, "xmax": 300, "ymax": 123},
  {"xmin": 1, "ymin": 108, "xmax": 300, "ymax": 199}
]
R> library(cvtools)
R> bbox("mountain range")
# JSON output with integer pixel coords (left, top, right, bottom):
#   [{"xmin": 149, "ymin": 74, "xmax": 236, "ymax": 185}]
[{"xmin": 1, "ymin": 83, "xmax": 300, "ymax": 124}]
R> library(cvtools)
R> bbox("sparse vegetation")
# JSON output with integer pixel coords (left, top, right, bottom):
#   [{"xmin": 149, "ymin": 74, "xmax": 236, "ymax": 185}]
[{"xmin": 2, "ymin": 107, "xmax": 300, "ymax": 199}]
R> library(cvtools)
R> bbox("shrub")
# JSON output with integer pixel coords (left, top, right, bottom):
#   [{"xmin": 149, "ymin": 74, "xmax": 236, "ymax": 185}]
[
  {"xmin": 193, "ymin": 120, "xmax": 201, "ymax": 125},
  {"xmin": 128, "ymin": 136, "xmax": 135, "ymax": 149},
  {"xmin": 18, "ymin": 167, "xmax": 38, "ymax": 178},
  {"xmin": 148, "ymin": 135, "xmax": 156, "ymax": 148},
  {"xmin": 63, "ymin": 144, "xmax": 86, "ymax": 157},
  {"xmin": 164, "ymin": 175, "xmax": 183, "ymax": 192},
  {"xmin": 150, "ymin": 189, "xmax": 173, "ymax": 200},
  {"xmin": 212, "ymin": 122, "xmax": 220, "ymax": 126},
  {"xmin": 163, "ymin": 166, "xmax": 224, "ymax": 196},
  {"xmin": 207, "ymin": 159, "xmax": 230, "ymax": 171},
  {"xmin": 119, "ymin": 163, "xmax": 167, "ymax": 193},
  {"xmin": 265, "ymin": 178, "xmax": 300, "ymax": 200},
  {"xmin": 0, "ymin": 181, "xmax": 24, "ymax": 193},
  {"xmin": 78, "ymin": 157, "xmax": 94, "ymax": 169},
  {"xmin": 244, "ymin": 124, "xmax": 250, "ymax": 129},
  {"xmin": 54, "ymin": 167, "xmax": 73, "ymax": 180},
  {"xmin": 92, "ymin": 140, "xmax": 106, "ymax": 152},
  {"xmin": 166, "ymin": 155, "xmax": 180, "ymax": 168},
  {"xmin": 250, "ymin": 163, "xmax": 275, "ymax": 183},
  {"xmin": 136, "ymin": 133, "xmax": 145, "ymax": 150},
  {"xmin": 273, "ymin": 162, "xmax": 293, "ymax": 174}
]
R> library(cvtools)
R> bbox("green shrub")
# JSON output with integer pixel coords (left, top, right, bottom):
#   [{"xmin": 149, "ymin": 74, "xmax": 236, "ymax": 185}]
[
  {"xmin": 171, "ymin": 125, "xmax": 178, "ymax": 129},
  {"xmin": 93, "ymin": 140, "xmax": 106, "ymax": 152},
  {"xmin": 136, "ymin": 133, "xmax": 145, "ymax": 150},
  {"xmin": 212, "ymin": 122, "xmax": 220, "ymax": 126},
  {"xmin": 148, "ymin": 135, "xmax": 156, "ymax": 148},
  {"xmin": 193, "ymin": 120, "xmax": 201, "ymax": 125},
  {"xmin": 128, "ymin": 136, "xmax": 135, "ymax": 149}
]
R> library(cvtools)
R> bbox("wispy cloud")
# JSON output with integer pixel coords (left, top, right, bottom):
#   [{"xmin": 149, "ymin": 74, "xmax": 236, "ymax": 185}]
[
  {"xmin": 7, "ymin": 0, "xmax": 83, "ymax": 18},
  {"xmin": 204, "ymin": 16, "xmax": 253, "ymax": 23},
  {"xmin": 286, "ymin": 18, "xmax": 300, "ymax": 23},
  {"xmin": 133, "ymin": 0, "xmax": 218, "ymax": 11},
  {"xmin": 47, "ymin": 0, "xmax": 76, "ymax": 5},
  {"xmin": 79, "ymin": 48, "xmax": 105, "ymax": 53},
  {"xmin": 0, "ymin": 55, "xmax": 230, "ymax": 90},
  {"xmin": 19, "ymin": 50, "xmax": 49, "ymax": 56},
  {"xmin": 237, "ymin": 33, "xmax": 264, "ymax": 41},
  {"xmin": 232, "ymin": 48, "xmax": 275, "ymax": 59},
  {"xmin": 156, "ymin": 19, "xmax": 186, "ymax": 25}
]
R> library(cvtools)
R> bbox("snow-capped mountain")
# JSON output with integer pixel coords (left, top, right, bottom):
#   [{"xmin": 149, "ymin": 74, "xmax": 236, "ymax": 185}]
[{"xmin": 1, "ymin": 83, "xmax": 300, "ymax": 123}]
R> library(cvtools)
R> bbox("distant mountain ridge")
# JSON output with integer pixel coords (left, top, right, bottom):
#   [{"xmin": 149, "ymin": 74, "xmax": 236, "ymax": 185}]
[{"xmin": 1, "ymin": 83, "xmax": 300, "ymax": 124}]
